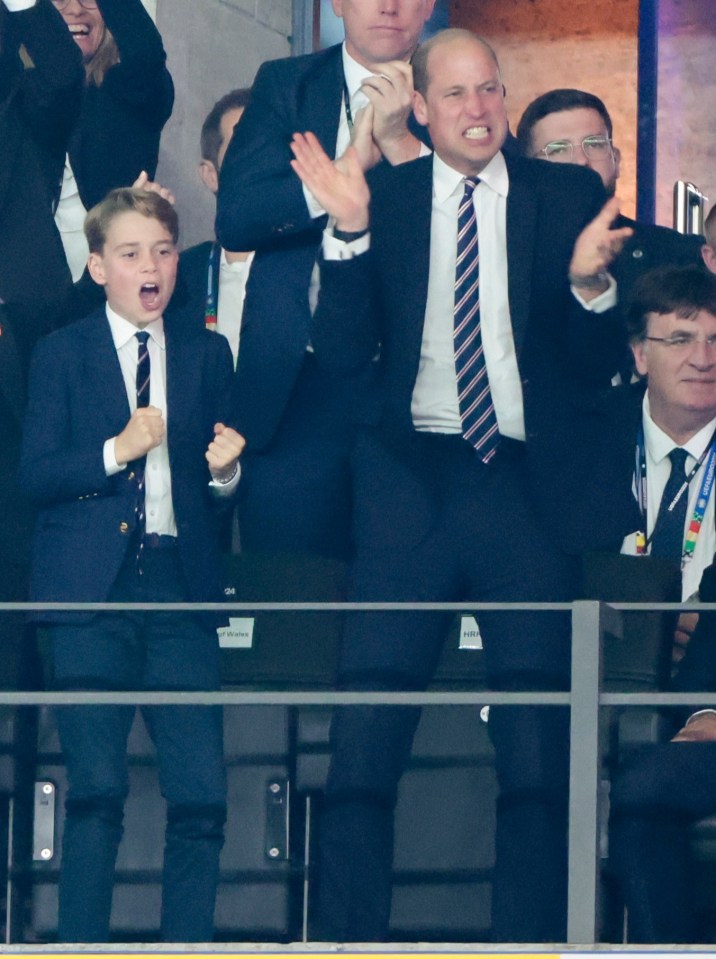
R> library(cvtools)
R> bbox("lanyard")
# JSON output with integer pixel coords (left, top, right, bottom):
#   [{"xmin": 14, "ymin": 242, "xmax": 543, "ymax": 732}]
[
  {"xmin": 204, "ymin": 241, "xmax": 221, "ymax": 330},
  {"xmin": 342, "ymin": 78, "xmax": 354, "ymax": 131},
  {"xmin": 634, "ymin": 427, "xmax": 716, "ymax": 562}
]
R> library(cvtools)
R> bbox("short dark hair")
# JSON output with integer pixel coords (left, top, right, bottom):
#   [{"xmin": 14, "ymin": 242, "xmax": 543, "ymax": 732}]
[
  {"xmin": 412, "ymin": 29, "xmax": 500, "ymax": 98},
  {"xmin": 85, "ymin": 188, "xmax": 179, "ymax": 253},
  {"xmin": 704, "ymin": 203, "xmax": 716, "ymax": 250},
  {"xmin": 516, "ymin": 89, "xmax": 613, "ymax": 156},
  {"xmin": 200, "ymin": 88, "xmax": 252, "ymax": 167},
  {"xmin": 627, "ymin": 265, "xmax": 716, "ymax": 342}
]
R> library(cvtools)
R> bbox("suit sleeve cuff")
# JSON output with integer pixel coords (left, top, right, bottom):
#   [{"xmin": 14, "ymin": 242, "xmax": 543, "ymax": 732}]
[
  {"xmin": 686, "ymin": 709, "xmax": 716, "ymax": 724},
  {"xmin": 209, "ymin": 462, "xmax": 241, "ymax": 496}
]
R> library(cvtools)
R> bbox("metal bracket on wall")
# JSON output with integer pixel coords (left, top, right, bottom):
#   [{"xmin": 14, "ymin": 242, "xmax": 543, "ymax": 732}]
[
  {"xmin": 32, "ymin": 781, "xmax": 56, "ymax": 863},
  {"xmin": 265, "ymin": 778, "xmax": 290, "ymax": 862}
]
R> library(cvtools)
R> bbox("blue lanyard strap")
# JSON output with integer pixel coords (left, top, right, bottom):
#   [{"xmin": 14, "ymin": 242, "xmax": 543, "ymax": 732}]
[
  {"xmin": 635, "ymin": 426, "xmax": 716, "ymax": 560},
  {"xmin": 204, "ymin": 242, "xmax": 221, "ymax": 329}
]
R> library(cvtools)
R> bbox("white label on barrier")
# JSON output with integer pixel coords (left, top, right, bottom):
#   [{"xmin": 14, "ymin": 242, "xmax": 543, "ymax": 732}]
[
  {"xmin": 459, "ymin": 615, "xmax": 483, "ymax": 649},
  {"xmin": 217, "ymin": 617, "xmax": 255, "ymax": 648}
]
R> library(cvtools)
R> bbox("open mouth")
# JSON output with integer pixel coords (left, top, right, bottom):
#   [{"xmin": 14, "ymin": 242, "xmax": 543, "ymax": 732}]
[
  {"xmin": 464, "ymin": 126, "xmax": 490, "ymax": 141},
  {"xmin": 139, "ymin": 284, "xmax": 161, "ymax": 311},
  {"xmin": 68, "ymin": 24, "xmax": 91, "ymax": 37}
]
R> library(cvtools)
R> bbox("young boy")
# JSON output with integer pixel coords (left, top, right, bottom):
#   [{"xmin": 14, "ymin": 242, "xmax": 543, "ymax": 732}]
[{"xmin": 20, "ymin": 188, "xmax": 245, "ymax": 943}]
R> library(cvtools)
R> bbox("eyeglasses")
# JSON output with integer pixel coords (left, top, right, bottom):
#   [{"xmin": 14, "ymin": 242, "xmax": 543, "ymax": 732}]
[
  {"xmin": 644, "ymin": 334, "xmax": 716, "ymax": 351},
  {"xmin": 533, "ymin": 135, "xmax": 615, "ymax": 163},
  {"xmin": 51, "ymin": 0, "xmax": 99, "ymax": 9}
]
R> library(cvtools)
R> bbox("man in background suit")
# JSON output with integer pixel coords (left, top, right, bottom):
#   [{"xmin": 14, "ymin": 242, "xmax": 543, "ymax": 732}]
[
  {"xmin": 292, "ymin": 28, "xmax": 631, "ymax": 942},
  {"xmin": 0, "ymin": 305, "xmax": 36, "ymax": 690},
  {"xmin": 585, "ymin": 266, "xmax": 716, "ymax": 943},
  {"xmin": 215, "ymin": 0, "xmax": 436, "ymax": 560},
  {"xmin": 516, "ymin": 89, "xmax": 703, "ymax": 321},
  {"xmin": 171, "ymin": 89, "xmax": 253, "ymax": 372},
  {"xmin": 0, "ymin": 0, "xmax": 82, "ymax": 316}
]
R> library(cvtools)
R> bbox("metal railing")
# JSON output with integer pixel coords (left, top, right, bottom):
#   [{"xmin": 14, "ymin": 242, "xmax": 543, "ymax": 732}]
[{"xmin": 2, "ymin": 597, "xmax": 714, "ymax": 945}]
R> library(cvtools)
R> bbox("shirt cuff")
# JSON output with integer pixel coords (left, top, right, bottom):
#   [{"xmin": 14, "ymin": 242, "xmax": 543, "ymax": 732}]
[
  {"xmin": 571, "ymin": 273, "xmax": 617, "ymax": 312},
  {"xmin": 209, "ymin": 461, "xmax": 241, "ymax": 496},
  {"xmin": 303, "ymin": 183, "xmax": 327, "ymax": 220},
  {"xmin": 103, "ymin": 438, "xmax": 126, "ymax": 476},
  {"xmin": 322, "ymin": 226, "xmax": 371, "ymax": 261},
  {"xmin": 686, "ymin": 709, "xmax": 716, "ymax": 724}
]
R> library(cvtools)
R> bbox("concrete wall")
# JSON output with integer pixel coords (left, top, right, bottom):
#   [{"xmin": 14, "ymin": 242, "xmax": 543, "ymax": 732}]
[
  {"xmin": 450, "ymin": 0, "xmax": 639, "ymax": 220},
  {"xmin": 155, "ymin": 0, "xmax": 292, "ymax": 249},
  {"xmin": 656, "ymin": 0, "xmax": 716, "ymax": 226}
]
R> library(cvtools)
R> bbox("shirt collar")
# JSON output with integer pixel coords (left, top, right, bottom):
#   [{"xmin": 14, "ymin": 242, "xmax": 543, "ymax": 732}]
[
  {"xmin": 106, "ymin": 303, "xmax": 165, "ymax": 351},
  {"xmin": 643, "ymin": 390, "xmax": 716, "ymax": 464},
  {"xmin": 432, "ymin": 150, "xmax": 509, "ymax": 204},
  {"xmin": 341, "ymin": 43, "xmax": 379, "ymax": 99}
]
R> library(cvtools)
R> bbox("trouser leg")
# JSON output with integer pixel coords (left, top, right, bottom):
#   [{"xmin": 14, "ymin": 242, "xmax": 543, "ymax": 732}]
[{"xmin": 54, "ymin": 703, "xmax": 133, "ymax": 942}]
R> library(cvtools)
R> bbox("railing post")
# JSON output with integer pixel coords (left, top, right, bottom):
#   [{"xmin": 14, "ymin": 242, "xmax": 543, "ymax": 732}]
[{"xmin": 567, "ymin": 600, "xmax": 620, "ymax": 943}]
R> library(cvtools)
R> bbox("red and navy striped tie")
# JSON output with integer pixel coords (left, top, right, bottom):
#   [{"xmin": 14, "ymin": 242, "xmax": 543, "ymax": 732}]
[{"xmin": 453, "ymin": 177, "xmax": 499, "ymax": 463}]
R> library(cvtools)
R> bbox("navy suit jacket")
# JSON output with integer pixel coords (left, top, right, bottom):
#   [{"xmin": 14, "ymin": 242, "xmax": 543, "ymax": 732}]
[
  {"xmin": 20, "ymin": 309, "xmax": 235, "ymax": 621},
  {"xmin": 214, "ymin": 44, "xmax": 449, "ymax": 451},
  {"xmin": 612, "ymin": 215, "xmax": 704, "ymax": 307},
  {"xmin": 213, "ymin": 45, "xmax": 347, "ymax": 450},
  {"xmin": 311, "ymin": 151, "xmax": 627, "ymax": 538}
]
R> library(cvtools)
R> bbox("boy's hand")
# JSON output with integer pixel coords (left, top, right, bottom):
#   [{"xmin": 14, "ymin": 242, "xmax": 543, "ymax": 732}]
[
  {"xmin": 115, "ymin": 407, "xmax": 165, "ymax": 463},
  {"xmin": 206, "ymin": 422, "xmax": 245, "ymax": 481}
]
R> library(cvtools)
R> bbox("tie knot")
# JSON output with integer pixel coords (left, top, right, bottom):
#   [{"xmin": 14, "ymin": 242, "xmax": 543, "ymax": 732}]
[
  {"xmin": 668, "ymin": 447, "xmax": 689, "ymax": 475},
  {"xmin": 136, "ymin": 331, "xmax": 150, "ymax": 347},
  {"xmin": 462, "ymin": 176, "xmax": 479, "ymax": 198}
]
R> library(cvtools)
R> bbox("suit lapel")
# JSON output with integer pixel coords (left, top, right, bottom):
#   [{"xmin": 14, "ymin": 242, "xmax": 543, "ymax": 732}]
[
  {"xmin": 79, "ymin": 311, "xmax": 131, "ymax": 433},
  {"xmin": 299, "ymin": 46, "xmax": 345, "ymax": 154},
  {"xmin": 388, "ymin": 159, "xmax": 433, "ymax": 377},
  {"xmin": 165, "ymin": 324, "xmax": 202, "ymax": 448},
  {"xmin": 505, "ymin": 155, "xmax": 537, "ymax": 356}
]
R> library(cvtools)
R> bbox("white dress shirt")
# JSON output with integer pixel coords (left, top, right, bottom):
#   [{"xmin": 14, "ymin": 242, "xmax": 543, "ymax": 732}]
[
  {"xmin": 323, "ymin": 150, "xmax": 616, "ymax": 441},
  {"xmin": 55, "ymin": 158, "xmax": 90, "ymax": 282},
  {"xmin": 621, "ymin": 392, "xmax": 716, "ymax": 600},
  {"xmin": 102, "ymin": 306, "xmax": 238, "ymax": 535},
  {"xmin": 102, "ymin": 307, "xmax": 177, "ymax": 536},
  {"xmin": 216, "ymin": 249, "xmax": 254, "ymax": 369}
]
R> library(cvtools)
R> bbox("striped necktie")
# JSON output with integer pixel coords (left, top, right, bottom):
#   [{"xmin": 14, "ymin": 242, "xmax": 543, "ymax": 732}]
[
  {"xmin": 453, "ymin": 176, "xmax": 499, "ymax": 463},
  {"xmin": 134, "ymin": 331, "xmax": 151, "ymax": 567}
]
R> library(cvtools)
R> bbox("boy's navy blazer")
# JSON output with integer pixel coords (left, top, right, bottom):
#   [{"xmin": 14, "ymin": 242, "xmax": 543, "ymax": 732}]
[{"xmin": 20, "ymin": 309, "xmax": 235, "ymax": 621}]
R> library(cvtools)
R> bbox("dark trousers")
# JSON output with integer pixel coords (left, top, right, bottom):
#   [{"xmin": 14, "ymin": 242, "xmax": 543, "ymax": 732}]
[
  {"xmin": 610, "ymin": 741, "xmax": 716, "ymax": 943},
  {"xmin": 315, "ymin": 430, "xmax": 575, "ymax": 942},
  {"xmin": 49, "ymin": 548, "xmax": 226, "ymax": 943},
  {"xmin": 238, "ymin": 353, "xmax": 371, "ymax": 561}
]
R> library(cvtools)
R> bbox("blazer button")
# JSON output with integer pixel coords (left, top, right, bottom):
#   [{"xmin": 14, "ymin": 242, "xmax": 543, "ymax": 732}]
[
  {"xmin": 119, "ymin": 522, "xmax": 129, "ymax": 534},
  {"xmin": 632, "ymin": 248, "xmax": 644, "ymax": 259},
  {"xmin": 127, "ymin": 471, "xmax": 135, "ymax": 481}
]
